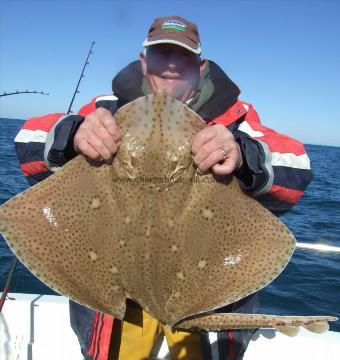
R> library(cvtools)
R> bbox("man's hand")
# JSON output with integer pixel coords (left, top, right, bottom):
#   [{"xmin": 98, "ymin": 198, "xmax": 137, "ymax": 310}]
[
  {"xmin": 73, "ymin": 108, "xmax": 122, "ymax": 163},
  {"xmin": 191, "ymin": 124, "xmax": 243, "ymax": 175}
]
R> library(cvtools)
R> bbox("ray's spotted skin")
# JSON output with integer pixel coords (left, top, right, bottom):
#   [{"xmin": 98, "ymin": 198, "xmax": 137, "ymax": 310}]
[
  {"xmin": 174, "ymin": 313, "xmax": 337, "ymax": 336},
  {"xmin": 0, "ymin": 91, "xmax": 337, "ymax": 335}
]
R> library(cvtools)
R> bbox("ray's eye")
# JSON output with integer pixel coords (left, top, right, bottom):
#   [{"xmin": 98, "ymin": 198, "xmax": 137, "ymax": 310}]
[
  {"xmin": 170, "ymin": 168, "xmax": 186, "ymax": 183},
  {"xmin": 122, "ymin": 162, "xmax": 134, "ymax": 177},
  {"xmin": 169, "ymin": 159, "xmax": 178, "ymax": 173},
  {"xmin": 130, "ymin": 154, "xmax": 139, "ymax": 168},
  {"xmin": 122, "ymin": 154, "xmax": 139, "ymax": 177},
  {"xmin": 168, "ymin": 155, "xmax": 190, "ymax": 183}
]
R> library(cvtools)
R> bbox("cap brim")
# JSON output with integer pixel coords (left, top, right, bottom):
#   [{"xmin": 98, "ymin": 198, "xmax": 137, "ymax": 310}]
[{"xmin": 142, "ymin": 37, "xmax": 201, "ymax": 55}]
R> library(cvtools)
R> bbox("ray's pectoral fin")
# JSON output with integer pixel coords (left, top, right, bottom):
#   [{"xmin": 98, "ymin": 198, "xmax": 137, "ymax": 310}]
[
  {"xmin": 173, "ymin": 313, "xmax": 338, "ymax": 337},
  {"xmin": 0, "ymin": 154, "xmax": 131, "ymax": 319}
]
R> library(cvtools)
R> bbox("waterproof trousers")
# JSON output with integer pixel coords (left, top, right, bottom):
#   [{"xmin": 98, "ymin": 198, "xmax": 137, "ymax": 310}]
[{"xmin": 107, "ymin": 295, "xmax": 259, "ymax": 360}]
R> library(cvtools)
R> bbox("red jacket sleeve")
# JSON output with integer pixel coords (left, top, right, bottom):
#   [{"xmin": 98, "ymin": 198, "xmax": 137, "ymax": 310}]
[
  {"xmin": 14, "ymin": 97, "xmax": 99, "ymax": 185},
  {"xmin": 236, "ymin": 102, "xmax": 312, "ymax": 213}
]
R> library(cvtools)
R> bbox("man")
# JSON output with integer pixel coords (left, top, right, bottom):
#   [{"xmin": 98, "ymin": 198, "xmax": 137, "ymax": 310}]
[{"xmin": 15, "ymin": 16, "xmax": 312, "ymax": 360}]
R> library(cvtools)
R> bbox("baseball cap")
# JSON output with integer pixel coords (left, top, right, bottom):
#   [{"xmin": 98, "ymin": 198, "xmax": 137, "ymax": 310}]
[{"xmin": 142, "ymin": 16, "xmax": 201, "ymax": 55}]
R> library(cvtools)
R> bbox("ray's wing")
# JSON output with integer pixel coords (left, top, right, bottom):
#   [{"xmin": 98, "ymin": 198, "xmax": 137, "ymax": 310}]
[
  {"xmin": 167, "ymin": 175, "xmax": 296, "ymax": 324},
  {"xmin": 0, "ymin": 155, "xmax": 136, "ymax": 319},
  {"xmin": 130, "ymin": 175, "xmax": 295, "ymax": 326}
]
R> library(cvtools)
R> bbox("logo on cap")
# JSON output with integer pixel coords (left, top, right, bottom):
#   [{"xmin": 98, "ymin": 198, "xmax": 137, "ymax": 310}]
[
  {"xmin": 161, "ymin": 20, "xmax": 187, "ymax": 32},
  {"xmin": 143, "ymin": 16, "xmax": 202, "ymax": 54}
]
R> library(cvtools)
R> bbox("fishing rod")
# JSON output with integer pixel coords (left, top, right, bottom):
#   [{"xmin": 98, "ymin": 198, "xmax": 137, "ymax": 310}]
[
  {"xmin": 296, "ymin": 242, "xmax": 340, "ymax": 254},
  {"xmin": 67, "ymin": 41, "xmax": 95, "ymax": 114},
  {"xmin": 0, "ymin": 90, "xmax": 49, "ymax": 97},
  {"xmin": 0, "ymin": 257, "xmax": 18, "ymax": 312}
]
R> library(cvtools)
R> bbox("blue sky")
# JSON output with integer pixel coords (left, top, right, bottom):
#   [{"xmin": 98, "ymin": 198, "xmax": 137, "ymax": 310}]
[{"xmin": 0, "ymin": 0, "xmax": 339, "ymax": 146}]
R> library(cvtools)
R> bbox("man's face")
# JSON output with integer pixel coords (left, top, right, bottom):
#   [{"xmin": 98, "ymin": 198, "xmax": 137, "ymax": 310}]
[{"xmin": 140, "ymin": 44, "xmax": 205, "ymax": 102}]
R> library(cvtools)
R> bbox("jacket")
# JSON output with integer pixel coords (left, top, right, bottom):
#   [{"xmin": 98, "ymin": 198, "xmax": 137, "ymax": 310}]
[{"xmin": 14, "ymin": 59, "xmax": 312, "ymax": 359}]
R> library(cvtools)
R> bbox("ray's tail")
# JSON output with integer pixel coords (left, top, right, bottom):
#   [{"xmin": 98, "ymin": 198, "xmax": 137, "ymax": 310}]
[{"xmin": 174, "ymin": 313, "xmax": 338, "ymax": 337}]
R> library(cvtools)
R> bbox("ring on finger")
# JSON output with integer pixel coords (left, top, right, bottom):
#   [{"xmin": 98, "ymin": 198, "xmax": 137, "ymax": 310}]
[{"xmin": 221, "ymin": 147, "xmax": 229, "ymax": 158}]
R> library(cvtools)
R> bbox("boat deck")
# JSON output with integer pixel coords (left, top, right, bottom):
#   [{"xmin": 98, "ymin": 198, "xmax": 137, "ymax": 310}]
[{"xmin": 1, "ymin": 293, "xmax": 339, "ymax": 360}]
